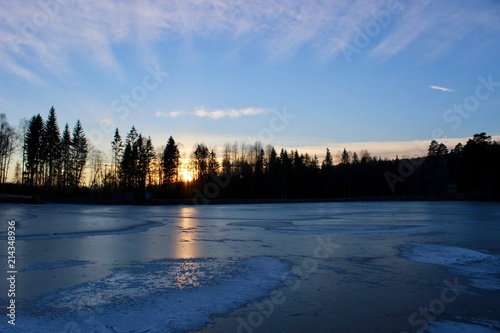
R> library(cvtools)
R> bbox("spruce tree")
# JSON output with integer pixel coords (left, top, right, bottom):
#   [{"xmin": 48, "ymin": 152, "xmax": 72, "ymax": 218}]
[
  {"xmin": 71, "ymin": 120, "xmax": 88, "ymax": 189},
  {"xmin": 42, "ymin": 107, "xmax": 61, "ymax": 189},
  {"xmin": 341, "ymin": 149, "xmax": 350, "ymax": 165},
  {"xmin": 110, "ymin": 128, "xmax": 123, "ymax": 187},
  {"xmin": 163, "ymin": 136, "xmax": 180, "ymax": 185},
  {"xmin": 60, "ymin": 123, "xmax": 72, "ymax": 189},
  {"xmin": 322, "ymin": 148, "xmax": 333, "ymax": 171},
  {"xmin": 24, "ymin": 114, "xmax": 44, "ymax": 187}
]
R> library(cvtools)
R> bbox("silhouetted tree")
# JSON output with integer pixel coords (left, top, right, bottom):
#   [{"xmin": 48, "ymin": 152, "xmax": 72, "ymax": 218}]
[
  {"xmin": 60, "ymin": 124, "xmax": 72, "ymax": 189},
  {"xmin": 41, "ymin": 107, "xmax": 61, "ymax": 189},
  {"xmin": 351, "ymin": 152, "xmax": 359, "ymax": 165},
  {"xmin": 322, "ymin": 148, "xmax": 333, "ymax": 171},
  {"xmin": 266, "ymin": 146, "xmax": 280, "ymax": 197},
  {"xmin": 340, "ymin": 149, "xmax": 350, "ymax": 165},
  {"xmin": 320, "ymin": 148, "xmax": 334, "ymax": 196},
  {"xmin": 427, "ymin": 140, "xmax": 440, "ymax": 157},
  {"xmin": 208, "ymin": 149, "xmax": 219, "ymax": 174},
  {"xmin": 279, "ymin": 149, "xmax": 291, "ymax": 198},
  {"xmin": 110, "ymin": 128, "xmax": 123, "ymax": 189},
  {"xmin": 141, "ymin": 136, "xmax": 156, "ymax": 189},
  {"xmin": 309, "ymin": 154, "xmax": 319, "ymax": 170},
  {"xmin": 461, "ymin": 133, "xmax": 494, "ymax": 198},
  {"xmin": 254, "ymin": 148, "xmax": 265, "ymax": 177},
  {"xmin": 360, "ymin": 149, "xmax": 372, "ymax": 164},
  {"xmin": 425, "ymin": 140, "xmax": 448, "ymax": 195},
  {"xmin": 452, "ymin": 143, "xmax": 463, "ymax": 154},
  {"xmin": 9, "ymin": 114, "xmax": 500, "ymax": 201},
  {"xmin": 222, "ymin": 143, "xmax": 232, "ymax": 175},
  {"xmin": 24, "ymin": 114, "xmax": 44, "ymax": 187},
  {"xmin": 339, "ymin": 149, "xmax": 351, "ymax": 196},
  {"xmin": 192, "ymin": 143, "xmax": 210, "ymax": 181},
  {"xmin": 131, "ymin": 135, "xmax": 148, "ymax": 191},
  {"xmin": 121, "ymin": 141, "xmax": 134, "ymax": 190},
  {"xmin": 154, "ymin": 145, "xmax": 164, "ymax": 188},
  {"xmin": 163, "ymin": 136, "xmax": 180, "ymax": 186},
  {"xmin": 0, "ymin": 114, "xmax": 18, "ymax": 185},
  {"xmin": 437, "ymin": 143, "xmax": 448, "ymax": 156},
  {"xmin": 120, "ymin": 126, "xmax": 140, "ymax": 190},
  {"xmin": 71, "ymin": 120, "xmax": 88, "ymax": 189}
]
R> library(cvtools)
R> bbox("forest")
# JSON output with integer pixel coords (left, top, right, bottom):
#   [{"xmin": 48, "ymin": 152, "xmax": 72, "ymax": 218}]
[{"xmin": 1, "ymin": 108, "xmax": 499, "ymax": 203}]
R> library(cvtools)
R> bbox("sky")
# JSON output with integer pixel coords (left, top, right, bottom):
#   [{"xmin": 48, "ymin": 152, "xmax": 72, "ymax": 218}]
[{"xmin": 1, "ymin": 0, "xmax": 500, "ymax": 164}]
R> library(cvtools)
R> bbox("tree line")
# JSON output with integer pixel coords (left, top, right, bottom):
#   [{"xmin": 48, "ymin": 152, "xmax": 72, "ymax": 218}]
[
  {"xmin": 1, "ymin": 108, "xmax": 499, "ymax": 201},
  {"xmin": 188, "ymin": 135, "xmax": 499, "ymax": 201},
  {"xmin": 7, "ymin": 108, "xmax": 89, "ymax": 191},
  {"xmin": 0, "ymin": 114, "xmax": 18, "ymax": 185}
]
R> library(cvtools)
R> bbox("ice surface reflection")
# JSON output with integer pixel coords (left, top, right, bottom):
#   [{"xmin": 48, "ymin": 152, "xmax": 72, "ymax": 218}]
[
  {"xmin": 1, "ymin": 201, "xmax": 499, "ymax": 332},
  {"xmin": 175, "ymin": 206, "xmax": 200, "ymax": 258}
]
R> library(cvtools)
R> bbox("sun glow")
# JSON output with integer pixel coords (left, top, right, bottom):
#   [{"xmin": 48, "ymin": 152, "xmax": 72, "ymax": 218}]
[{"xmin": 181, "ymin": 168, "xmax": 194, "ymax": 182}]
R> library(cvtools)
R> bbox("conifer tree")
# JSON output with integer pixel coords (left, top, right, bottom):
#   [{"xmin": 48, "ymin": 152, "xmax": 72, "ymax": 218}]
[
  {"xmin": 71, "ymin": 120, "xmax": 88, "ymax": 189},
  {"xmin": 110, "ymin": 128, "xmax": 123, "ymax": 187},
  {"xmin": 341, "ymin": 149, "xmax": 350, "ymax": 165},
  {"xmin": 163, "ymin": 136, "xmax": 180, "ymax": 185},
  {"xmin": 60, "ymin": 123, "xmax": 72, "ymax": 189},
  {"xmin": 24, "ymin": 114, "xmax": 44, "ymax": 187},
  {"xmin": 42, "ymin": 107, "xmax": 61, "ymax": 189},
  {"xmin": 321, "ymin": 148, "xmax": 333, "ymax": 171},
  {"xmin": 144, "ymin": 136, "xmax": 156, "ymax": 187}
]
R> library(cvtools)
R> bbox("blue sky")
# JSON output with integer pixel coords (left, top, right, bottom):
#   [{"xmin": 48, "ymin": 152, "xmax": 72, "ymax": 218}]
[{"xmin": 1, "ymin": 0, "xmax": 500, "ymax": 162}]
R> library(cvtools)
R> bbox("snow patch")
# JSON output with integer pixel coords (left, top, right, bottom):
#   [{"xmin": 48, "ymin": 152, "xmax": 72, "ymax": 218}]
[
  {"xmin": 404, "ymin": 243, "xmax": 500, "ymax": 290},
  {"xmin": 2, "ymin": 256, "xmax": 290, "ymax": 332},
  {"xmin": 427, "ymin": 319, "xmax": 500, "ymax": 333}
]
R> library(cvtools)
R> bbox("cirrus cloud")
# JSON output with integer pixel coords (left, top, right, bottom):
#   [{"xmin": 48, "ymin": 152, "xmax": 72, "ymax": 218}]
[
  {"xmin": 156, "ymin": 107, "xmax": 270, "ymax": 119},
  {"xmin": 429, "ymin": 85, "xmax": 453, "ymax": 93},
  {"xmin": 2, "ymin": 0, "xmax": 499, "ymax": 82}
]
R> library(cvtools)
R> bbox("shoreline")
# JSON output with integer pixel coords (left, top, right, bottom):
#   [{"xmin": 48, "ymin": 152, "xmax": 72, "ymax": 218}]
[{"xmin": 0, "ymin": 193, "xmax": 495, "ymax": 205}]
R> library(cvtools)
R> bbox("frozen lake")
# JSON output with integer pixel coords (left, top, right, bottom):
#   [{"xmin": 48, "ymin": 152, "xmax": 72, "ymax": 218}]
[{"xmin": 1, "ymin": 201, "xmax": 499, "ymax": 332}]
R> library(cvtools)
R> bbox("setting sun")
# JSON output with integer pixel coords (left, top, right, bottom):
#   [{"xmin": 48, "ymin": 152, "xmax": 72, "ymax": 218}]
[{"xmin": 181, "ymin": 168, "xmax": 194, "ymax": 182}]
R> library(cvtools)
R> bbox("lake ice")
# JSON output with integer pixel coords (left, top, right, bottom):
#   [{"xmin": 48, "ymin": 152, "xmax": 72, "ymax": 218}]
[{"xmin": 1, "ymin": 202, "xmax": 499, "ymax": 332}]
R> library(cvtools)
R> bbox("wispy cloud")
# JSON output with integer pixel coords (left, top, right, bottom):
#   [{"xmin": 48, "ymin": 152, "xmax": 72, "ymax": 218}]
[
  {"xmin": 156, "ymin": 107, "xmax": 269, "ymax": 119},
  {"xmin": 161, "ymin": 111, "xmax": 188, "ymax": 118},
  {"xmin": 0, "ymin": 47, "xmax": 42, "ymax": 84},
  {"xmin": 369, "ymin": 1, "xmax": 500, "ymax": 60},
  {"xmin": 429, "ymin": 85, "xmax": 453, "ymax": 93},
  {"xmin": 1, "ymin": 0, "xmax": 500, "ymax": 81},
  {"xmin": 194, "ymin": 107, "xmax": 268, "ymax": 119}
]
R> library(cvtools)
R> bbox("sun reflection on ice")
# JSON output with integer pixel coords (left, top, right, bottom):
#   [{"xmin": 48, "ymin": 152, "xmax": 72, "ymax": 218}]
[{"xmin": 176, "ymin": 207, "xmax": 200, "ymax": 259}]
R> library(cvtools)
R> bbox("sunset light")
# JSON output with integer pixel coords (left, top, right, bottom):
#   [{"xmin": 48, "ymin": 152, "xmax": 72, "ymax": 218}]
[
  {"xmin": 181, "ymin": 168, "xmax": 194, "ymax": 183},
  {"xmin": 1, "ymin": 1, "xmax": 499, "ymax": 332}
]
